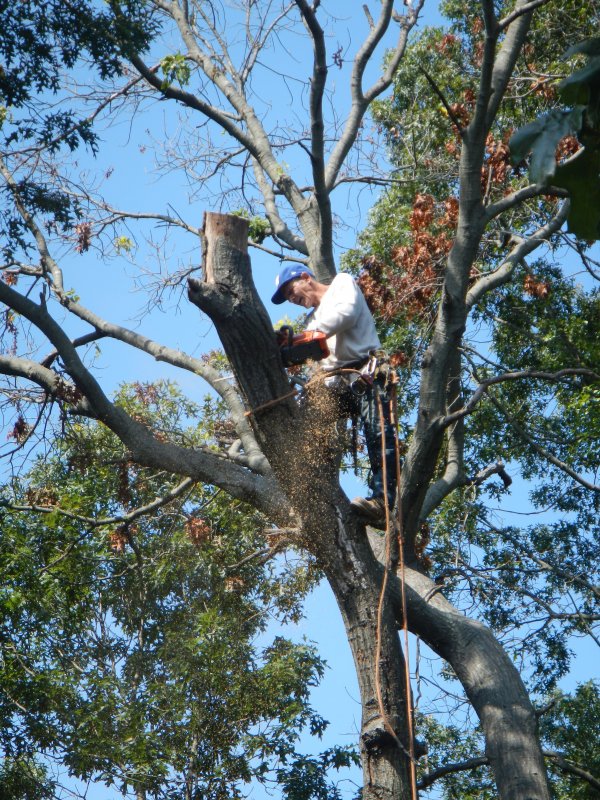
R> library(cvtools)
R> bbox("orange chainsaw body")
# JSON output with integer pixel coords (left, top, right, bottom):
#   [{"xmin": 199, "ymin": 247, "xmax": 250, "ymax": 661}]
[{"xmin": 277, "ymin": 326, "xmax": 329, "ymax": 366}]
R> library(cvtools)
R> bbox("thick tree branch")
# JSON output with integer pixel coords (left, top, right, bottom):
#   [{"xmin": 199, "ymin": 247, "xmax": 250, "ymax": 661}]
[
  {"xmin": 0, "ymin": 355, "xmax": 92, "ymax": 414},
  {"xmin": 484, "ymin": 0, "xmax": 534, "ymax": 131},
  {"xmin": 417, "ymin": 750, "xmax": 600, "ymax": 793},
  {"xmin": 485, "ymin": 184, "xmax": 568, "ymax": 220},
  {"xmin": 384, "ymin": 563, "xmax": 552, "ymax": 800},
  {"xmin": 498, "ymin": 0, "xmax": 552, "ymax": 30},
  {"xmin": 417, "ymin": 756, "xmax": 488, "ymax": 789},
  {"xmin": 252, "ymin": 158, "xmax": 309, "ymax": 255},
  {"xmin": 419, "ymin": 350, "xmax": 468, "ymax": 520},
  {"xmin": 0, "ymin": 154, "xmax": 265, "ymax": 467},
  {"xmin": 469, "ymin": 0, "xmax": 500, "ymax": 139},
  {"xmin": 0, "ymin": 281, "xmax": 283, "ymax": 513},
  {"xmin": 544, "ymin": 750, "xmax": 600, "ymax": 791},
  {"xmin": 295, "ymin": 0, "xmax": 334, "ymax": 276},
  {"xmin": 58, "ymin": 295, "xmax": 265, "ymax": 468}
]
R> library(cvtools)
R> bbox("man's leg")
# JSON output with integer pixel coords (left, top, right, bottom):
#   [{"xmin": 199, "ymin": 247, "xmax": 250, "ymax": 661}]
[{"xmin": 350, "ymin": 378, "xmax": 397, "ymax": 525}]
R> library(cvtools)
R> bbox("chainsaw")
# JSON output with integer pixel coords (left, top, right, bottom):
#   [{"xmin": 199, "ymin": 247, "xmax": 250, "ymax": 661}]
[{"xmin": 276, "ymin": 325, "xmax": 329, "ymax": 367}]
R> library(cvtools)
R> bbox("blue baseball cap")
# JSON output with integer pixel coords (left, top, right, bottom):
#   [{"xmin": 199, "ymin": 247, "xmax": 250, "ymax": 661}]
[{"xmin": 271, "ymin": 265, "xmax": 315, "ymax": 304}]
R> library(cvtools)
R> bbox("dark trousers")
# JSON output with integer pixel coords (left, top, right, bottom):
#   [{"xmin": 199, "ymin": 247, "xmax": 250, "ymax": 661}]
[
  {"xmin": 335, "ymin": 376, "xmax": 398, "ymax": 504},
  {"xmin": 357, "ymin": 377, "xmax": 398, "ymax": 503}
]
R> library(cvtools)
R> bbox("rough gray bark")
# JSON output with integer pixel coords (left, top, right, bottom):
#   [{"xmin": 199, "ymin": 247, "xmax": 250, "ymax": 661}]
[
  {"xmin": 395, "ymin": 561, "xmax": 551, "ymax": 800},
  {"xmin": 188, "ymin": 212, "xmax": 552, "ymax": 800}
]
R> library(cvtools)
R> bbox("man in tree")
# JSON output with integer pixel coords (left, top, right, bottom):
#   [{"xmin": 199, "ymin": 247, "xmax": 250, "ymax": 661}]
[{"xmin": 272, "ymin": 265, "xmax": 397, "ymax": 526}]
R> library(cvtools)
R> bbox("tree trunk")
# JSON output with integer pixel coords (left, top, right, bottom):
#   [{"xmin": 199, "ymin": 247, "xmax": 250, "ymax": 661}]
[
  {"xmin": 189, "ymin": 212, "xmax": 414, "ymax": 799},
  {"xmin": 188, "ymin": 212, "xmax": 551, "ymax": 800}
]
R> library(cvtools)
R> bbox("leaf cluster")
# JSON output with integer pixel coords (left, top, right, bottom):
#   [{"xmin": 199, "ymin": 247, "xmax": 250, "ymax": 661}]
[
  {"xmin": 0, "ymin": 0, "xmax": 159, "ymax": 258},
  {"xmin": 510, "ymin": 35, "xmax": 600, "ymax": 239},
  {"xmin": 0, "ymin": 381, "xmax": 347, "ymax": 799},
  {"xmin": 0, "ymin": 0, "xmax": 157, "ymax": 108},
  {"xmin": 540, "ymin": 681, "xmax": 600, "ymax": 799}
]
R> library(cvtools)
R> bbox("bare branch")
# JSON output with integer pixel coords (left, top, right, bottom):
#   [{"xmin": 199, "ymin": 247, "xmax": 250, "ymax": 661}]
[
  {"xmin": 128, "ymin": 53, "xmax": 308, "ymax": 220},
  {"xmin": 14, "ymin": 72, "xmax": 146, "ymax": 162},
  {"xmin": 417, "ymin": 756, "xmax": 489, "ymax": 790},
  {"xmin": 295, "ymin": 0, "xmax": 333, "ymax": 273},
  {"xmin": 441, "ymin": 367, "xmax": 599, "ymax": 428},
  {"xmin": 498, "ymin": 0, "xmax": 552, "ymax": 31},
  {"xmin": 41, "ymin": 332, "xmax": 107, "ymax": 368},
  {"xmin": 0, "ymin": 354, "xmax": 92, "ymax": 414},
  {"xmin": 574, "ymin": 239, "xmax": 600, "ymax": 281},
  {"xmin": 544, "ymin": 751, "xmax": 600, "ymax": 792},
  {"xmin": 485, "ymin": 184, "xmax": 568, "ymax": 220},
  {"xmin": 4, "ymin": 477, "xmax": 196, "ymax": 531},
  {"xmin": 467, "ymin": 201, "xmax": 569, "ymax": 310},
  {"xmin": 420, "ymin": 66, "xmax": 466, "ymax": 137},
  {"xmin": 0, "ymin": 155, "xmax": 64, "ymax": 292},
  {"xmin": 417, "ymin": 750, "xmax": 600, "ymax": 794},
  {"xmin": 482, "ymin": 517, "xmax": 600, "ymax": 600},
  {"xmin": 325, "ymin": 0, "xmax": 424, "ymax": 191},
  {"xmin": 249, "ymin": 238, "xmax": 309, "ymax": 265},
  {"xmin": 487, "ymin": 393, "xmax": 600, "ymax": 493}
]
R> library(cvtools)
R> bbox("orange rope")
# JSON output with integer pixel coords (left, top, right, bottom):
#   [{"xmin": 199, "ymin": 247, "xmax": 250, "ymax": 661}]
[
  {"xmin": 243, "ymin": 388, "xmax": 298, "ymax": 416},
  {"xmin": 390, "ymin": 379, "xmax": 418, "ymax": 799},
  {"xmin": 374, "ymin": 385, "xmax": 418, "ymax": 799}
]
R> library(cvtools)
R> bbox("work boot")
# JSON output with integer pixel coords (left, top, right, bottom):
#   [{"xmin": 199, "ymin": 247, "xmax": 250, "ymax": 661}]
[{"xmin": 350, "ymin": 496, "xmax": 386, "ymax": 528}]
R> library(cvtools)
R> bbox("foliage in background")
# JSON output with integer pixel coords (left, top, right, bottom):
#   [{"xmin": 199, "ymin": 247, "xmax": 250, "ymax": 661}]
[
  {"xmin": 0, "ymin": 381, "xmax": 356, "ymax": 799},
  {"xmin": 0, "ymin": 0, "xmax": 158, "ymax": 260},
  {"xmin": 510, "ymin": 37, "xmax": 600, "ymax": 239},
  {"xmin": 0, "ymin": 0, "xmax": 598, "ymax": 797}
]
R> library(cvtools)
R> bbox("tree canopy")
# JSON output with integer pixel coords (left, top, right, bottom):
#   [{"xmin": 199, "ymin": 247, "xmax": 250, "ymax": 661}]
[{"xmin": 0, "ymin": 2, "xmax": 599, "ymax": 799}]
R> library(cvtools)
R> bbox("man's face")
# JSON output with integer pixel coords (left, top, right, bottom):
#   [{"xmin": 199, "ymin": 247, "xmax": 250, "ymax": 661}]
[{"xmin": 281, "ymin": 274, "xmax": 318, "ymax": 308}]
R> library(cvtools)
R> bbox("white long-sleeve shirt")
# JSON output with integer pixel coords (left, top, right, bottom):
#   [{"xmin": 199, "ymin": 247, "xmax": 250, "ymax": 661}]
[{"xmin": 307, "ymin": 273, "xmax": 381, "ymax": 370}]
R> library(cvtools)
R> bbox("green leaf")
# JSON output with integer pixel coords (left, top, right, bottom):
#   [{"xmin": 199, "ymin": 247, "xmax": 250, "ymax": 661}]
[
  {"xmin": 552, "ymin": 146, "xmax": 600, "ymax": 239},
  {"xmin": 559, "ymin": 56, "xmax": 600, "ymax": 106},
  {"xmin": 160, "ymin": 53, "xmax": 191, "ymax": 89},
  {"xmin": 509, "ymin": 108, "xmax": 584, "ymax": 182}
]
